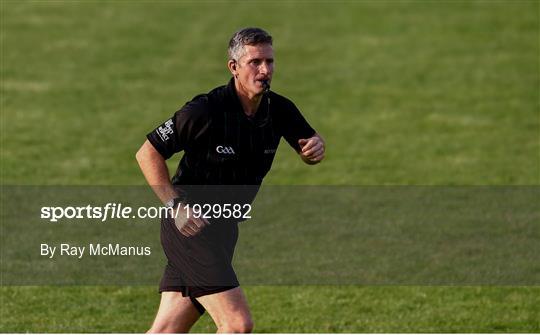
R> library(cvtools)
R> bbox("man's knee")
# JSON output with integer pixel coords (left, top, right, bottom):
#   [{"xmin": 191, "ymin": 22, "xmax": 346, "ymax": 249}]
[
  {"xmin": 147, "ymin": 324, "xmax": 177, "ymax": 333},
  {"xmin": 148, "ymin": 318, "xmax": 193, "ymax": 333},
  {"xmin": 218, "ymin": 316, "xmax": 254, "ymax": 333}
]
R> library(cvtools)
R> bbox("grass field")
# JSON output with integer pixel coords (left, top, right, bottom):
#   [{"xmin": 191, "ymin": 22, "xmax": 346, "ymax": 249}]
[
  {"xmin": 1, "ymin": 0, "xmax": 539, "ymax": 332},
  {"xmin": 2, "ymin": 286, "xmax": 539, "ymax": 332}
]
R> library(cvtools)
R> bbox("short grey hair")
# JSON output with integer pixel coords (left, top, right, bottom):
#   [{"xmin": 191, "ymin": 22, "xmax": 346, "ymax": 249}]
[{"xmin": 228, "ymin": 27, "xmax": 273, "ymax": 61}]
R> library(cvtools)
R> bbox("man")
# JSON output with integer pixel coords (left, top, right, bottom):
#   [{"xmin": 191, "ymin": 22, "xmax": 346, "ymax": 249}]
[{"xmin": 136, "ymin": 27, "xmax": 325, "ymax": 333}]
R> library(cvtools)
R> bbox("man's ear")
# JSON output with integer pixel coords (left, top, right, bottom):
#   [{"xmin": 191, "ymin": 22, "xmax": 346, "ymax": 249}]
[{"xmin": 227, "ymin": 59, "xmax": 237, "ymax": 77}]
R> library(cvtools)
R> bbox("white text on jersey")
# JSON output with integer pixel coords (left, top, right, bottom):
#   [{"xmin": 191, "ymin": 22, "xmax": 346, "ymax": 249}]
[
  {"xmin": 216, "ymin": 146, "xmax": 235, "ymax": 154},
  {"xmin": 157, "ymin": 119, "xmax": 174, "ymax": 141}
]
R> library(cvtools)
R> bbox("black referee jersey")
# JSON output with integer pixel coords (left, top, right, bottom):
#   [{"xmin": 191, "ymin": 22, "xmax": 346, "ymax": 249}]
[
  {"xmin": 147, "ymin": 77, "xmax": 315, "ymax": 186},
  {"xmin": 147, "ymin": 78, "xmax": 317, "ymax": 304}
]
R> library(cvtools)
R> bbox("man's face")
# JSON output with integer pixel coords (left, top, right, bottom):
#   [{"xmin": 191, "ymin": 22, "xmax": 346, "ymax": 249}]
[{"xmin": 234, "ymin": 43, "xmax": 274, "ymax": 97}]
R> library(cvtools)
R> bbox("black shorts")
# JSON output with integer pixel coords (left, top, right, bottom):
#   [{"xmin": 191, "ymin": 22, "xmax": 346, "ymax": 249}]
[{"xmin": 159, "ymin": 216, "xmax": 240, "ymax": 314}]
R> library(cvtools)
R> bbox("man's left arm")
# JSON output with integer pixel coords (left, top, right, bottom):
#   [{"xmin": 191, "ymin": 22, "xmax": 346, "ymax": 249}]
[{"xmin": 298, "ymin": 133, "xmax": 325, "ymax": 165}]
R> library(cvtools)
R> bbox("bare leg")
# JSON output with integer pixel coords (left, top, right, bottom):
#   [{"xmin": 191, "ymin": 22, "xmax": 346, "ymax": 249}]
[
  {"xmin": 148, "ymin": 291, "xmax": 202, "ymax": 333},
  {"xmin": 195, "ymin": 287, "xmax": 253, "ymax": 333}
]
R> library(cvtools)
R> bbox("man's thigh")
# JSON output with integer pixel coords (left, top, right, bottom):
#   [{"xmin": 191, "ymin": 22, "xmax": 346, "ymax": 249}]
[
  {"xmin": 149, "ymin": 291, "xmax": 201, "ymax": 333},
  {"xmin": 195, "ymin": 287, "xmax": 252, "ymax": 329}
]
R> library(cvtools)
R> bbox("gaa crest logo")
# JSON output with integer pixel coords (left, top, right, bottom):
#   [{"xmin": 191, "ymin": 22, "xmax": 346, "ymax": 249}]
[{"xmin": 216, "ymin": 145, "xmax": 235, "ymax": 155}]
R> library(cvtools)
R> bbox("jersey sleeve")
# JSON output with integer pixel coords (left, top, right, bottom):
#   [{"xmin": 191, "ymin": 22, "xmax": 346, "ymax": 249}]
[
  {"xmin": 280, "ymin": 98, "xmax": 316, "ymax": 152},
  {"xmin": 146, "ymin": 97, "xmax": 209, "ymax": 159}
]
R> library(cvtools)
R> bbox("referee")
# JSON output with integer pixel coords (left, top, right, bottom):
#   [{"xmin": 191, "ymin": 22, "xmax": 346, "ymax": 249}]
[{"xmin": 136, "ymin": 27, "xmax": 325, "ymax": 333}]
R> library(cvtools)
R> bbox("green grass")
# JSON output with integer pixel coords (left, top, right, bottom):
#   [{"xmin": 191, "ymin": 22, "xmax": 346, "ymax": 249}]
[
  {"xmin": 1, "ymin": 286, "xmax": 539, "ymax": 332},
  {"xmin": 1, "ymin": 0, "xmax": 538, "ymax": 185},
  {"xmin": 1, "ymin": 0, "xmax": 539, "ymax": 332}
]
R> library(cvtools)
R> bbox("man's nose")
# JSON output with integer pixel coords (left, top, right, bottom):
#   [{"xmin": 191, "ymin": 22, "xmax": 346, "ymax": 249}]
[{"xmin": 260, "ymin": 62, "xmax": 272, "ymax": 75}]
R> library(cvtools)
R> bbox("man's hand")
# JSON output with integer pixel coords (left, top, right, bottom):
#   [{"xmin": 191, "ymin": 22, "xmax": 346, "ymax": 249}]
[
  {"xmin": 298, "ymin": 134, "xmax": 325, "ymax": 164},
  {"xmin": 172, "ymin": 205, "xmax": 210, "ymax": 237}
]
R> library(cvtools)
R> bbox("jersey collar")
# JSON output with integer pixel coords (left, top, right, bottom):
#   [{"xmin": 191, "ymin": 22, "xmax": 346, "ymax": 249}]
[{"xmin": 226, "ymin": 77, "xmax": 271, "ymax": 127}]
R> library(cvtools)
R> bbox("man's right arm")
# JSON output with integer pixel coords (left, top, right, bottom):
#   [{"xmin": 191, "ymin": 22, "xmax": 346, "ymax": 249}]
[
  {"xmin": 135, "ymin": 139, "xmax": 178, "ymax": 205},
  {"xmin": 136, "ymin": 139, "xmax": 209, "ymax": 237}
]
